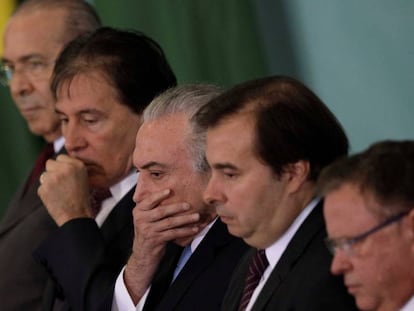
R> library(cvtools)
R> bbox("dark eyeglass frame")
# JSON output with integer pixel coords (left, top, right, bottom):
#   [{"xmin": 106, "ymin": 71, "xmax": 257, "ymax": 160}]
[{"xmin": 325, "ymin": 210, "xmax": 409, "ymax": 256}]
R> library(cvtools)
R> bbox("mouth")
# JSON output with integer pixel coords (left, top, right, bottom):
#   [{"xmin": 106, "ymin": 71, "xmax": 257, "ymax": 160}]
[
  {"xmin": 345, "ymin": 283, "xmax": 359, "ymax": 295},
  {"xmin": 20, "ymin": 106, "xmax": 41, "ymax": 117},
  {"xmin": 218, "ymin": 214, "xmax": 232, "ymax": 224}
]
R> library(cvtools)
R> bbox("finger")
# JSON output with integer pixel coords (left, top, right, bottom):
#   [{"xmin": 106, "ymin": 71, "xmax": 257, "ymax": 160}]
[
  {"xmin": 39, "ymin": 172, "xmax": 47, "ymax": 185},
  {"xmin": 55, "ymin": 154, "xmax": 78, "ymax": 163},
  {"xmin": 136, "ymin": 189, "xmax": 172, "ymax": 211},
  {"xmin": 147, "ymin": 203, "xmax": 191, "ymax": 222},
  {"xmin": 150, "ymin": 212, "xmax": 200, "ymax": 233},
  {"xmin": 154, "ymin": 225, "xmax": 200, "ymax": 242}
]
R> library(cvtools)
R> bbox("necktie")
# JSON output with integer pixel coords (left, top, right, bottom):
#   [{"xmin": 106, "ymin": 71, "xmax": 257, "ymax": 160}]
[
  {"xmin": 172, "ymin": 244, "xmax": 192, "ymax": 281},
  {"xmin": 238, "ymin": 249, "xmax": 269, "ymax": 311},
  {"xmin": 25, "ymin": 143, "xmax": 54, "ymax": 192},
  {"xmin": 89, "ymin": 187, "xmax": 111, "ymax": 217}
]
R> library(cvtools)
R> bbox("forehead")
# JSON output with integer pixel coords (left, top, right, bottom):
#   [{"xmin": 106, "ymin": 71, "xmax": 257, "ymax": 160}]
[
  {"xmin": 3, "ymin": 9, "xmax": 67, "ymax": 61},
  {"xmin": 56, "ymin": 72, "xmax": 118, "ymax": 112},
  {"xmin": 206, "ymin": 113, "xmax": 256, "ymax": 160},
  {"xmin": 134, "ymin": 114, "xmax": 190, "ymax": 164},
  {"xmin": 324, "ymin": 183, "xmax": 379, "ymax": 235}
]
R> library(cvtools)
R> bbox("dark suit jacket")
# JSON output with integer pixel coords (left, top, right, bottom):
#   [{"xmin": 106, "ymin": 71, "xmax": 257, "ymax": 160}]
[
  {"xmin": 34, "ymin": 187, "xmax": 135, "ymax": 311},
  {"xmin": 222, "ymin": 202, "xmax": 358, "ymax": 311},
  {"xmin": 99, "ymin": 219, "xmax": 249, "ymax": 311},
  {"xmin": 0, "ymin": 158, "xmax": 58, "ymax": 310}
]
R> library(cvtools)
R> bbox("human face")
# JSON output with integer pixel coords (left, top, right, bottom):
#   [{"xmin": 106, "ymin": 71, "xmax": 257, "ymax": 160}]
[
  {"xmin": 203, "ymin": 113, "xmax": 298, "ymax": 249},
  {"xmin": 56, "ymin": 72, "xmax": 141, "ymax": 188},
  {"xmin": 133, "ymin": 113, "xmax": 215, "ymax": 230},
  {"xmin": 2, "ymin": 9, "xmax": 67, "ymax": 142},
  {"xmin": 324, "ymin": 183, "xmax": 414, "ymax": 311}
]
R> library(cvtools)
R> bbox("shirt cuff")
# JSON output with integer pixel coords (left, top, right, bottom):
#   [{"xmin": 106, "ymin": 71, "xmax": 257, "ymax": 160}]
[{"xmin": 112, "ymin": 266, "xmax": 151, "ymax": 311}]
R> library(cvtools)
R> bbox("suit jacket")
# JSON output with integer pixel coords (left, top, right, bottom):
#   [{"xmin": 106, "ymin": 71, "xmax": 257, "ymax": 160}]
[
  {"xmin": 0, "ymin": 156, "xmax": 58, "ymax": 310},
  {"xmin": 99, "ymin": 219, "xmax": 249, "ymax": 311},
  {"xmin": 222, "ymin": 202, "xmax": 358, "ymax": 311},
  {"xmin": 34, "ymin": 187, "xmax": 135, "ymax": 311}
]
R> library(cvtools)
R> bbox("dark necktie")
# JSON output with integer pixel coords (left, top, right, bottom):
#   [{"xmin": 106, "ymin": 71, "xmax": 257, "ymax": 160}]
[
  {"xmin": 89, "ymin": 187, "xmax": 111, "ymax": 217},
  {"xmin": 25, "ymin": 143, "xmax": 54, "ymax": 193},
  {"xmin": 238, "ymin": 249, "xmax": 269, "ymax": 311}
]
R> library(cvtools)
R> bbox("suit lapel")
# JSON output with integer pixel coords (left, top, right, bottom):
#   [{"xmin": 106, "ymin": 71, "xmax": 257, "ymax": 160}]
[
  {"xmin": 251, "ymin": 201, "xmax": 325, "ymax": 311},
  {"xmin": 0, "ymin": 179, "xmax": 44, "ymax": 237},
  {"xmin": 155, "ymin": 219, "xmax": 233, "ymax": 309},
  {"xmin": 143, "ymin": 243, "xmax": 183, "ymax": 311},
  {"xmin": 99, "ymin": 186, "xmax": 135, "ymax": 243},
  {"xmin": 0, "ymin": 147, "xmax": 65, "ymax": 236}
]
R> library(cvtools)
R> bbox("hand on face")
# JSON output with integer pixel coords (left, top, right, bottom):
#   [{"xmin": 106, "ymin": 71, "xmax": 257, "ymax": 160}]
[
  {"xmin": 131, "ymin": 189, "xmax": 200, "ymax": 262},
  {"xmin": 37, "ymin": 154, "xmax": 91, "ymax": 226},
  {"xmin": 123, "ymin": 189, "xmax": 200, "ymax": 302}
]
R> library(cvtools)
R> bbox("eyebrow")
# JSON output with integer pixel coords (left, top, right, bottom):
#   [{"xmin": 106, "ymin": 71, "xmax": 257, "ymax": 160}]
[
  {"xmin": 211, "ymin": 163, "xmax": 239, "ymax": 170},
  {"xmin": 55, "ymin": 108, "xmax": 103, "ymax": 116},
  {"xmin": 139, "ymin": 161, "xmax": 169, "ymax": 171},
  {"xmin": 2, "ymin": 54, "xmax": 46, "ymax": 64}
]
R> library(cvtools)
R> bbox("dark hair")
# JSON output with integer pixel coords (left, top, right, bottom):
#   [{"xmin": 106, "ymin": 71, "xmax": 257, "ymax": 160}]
[
  {"xmin": 51, "ymin": 27, "xmax": 177, "ymax": 114},
  {"xmin": 195, "ymin": 75, "xmax": 348, "ymax": 180},
  {"xmin": 15, "ymin": 0, "xmax": 101, "ymax": 43},
  {"xmin": 318, "ymin": 140, "xmax": 414, "ymax": 217}
]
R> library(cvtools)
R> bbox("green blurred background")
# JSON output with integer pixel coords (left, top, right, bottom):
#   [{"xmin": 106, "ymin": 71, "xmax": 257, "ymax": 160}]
[{"xmin": 0, "ymin": 0, "xmax": 413, "ymax": 217}]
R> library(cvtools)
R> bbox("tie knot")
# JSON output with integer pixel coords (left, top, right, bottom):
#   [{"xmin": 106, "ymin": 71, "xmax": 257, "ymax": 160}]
[
  {"xmin": 250, "ymin": 249, "xmax": 268, "ymax": 275},
  {"xmin": 90, "ymin": 188, "xmax": 111, "ymax": 217}
]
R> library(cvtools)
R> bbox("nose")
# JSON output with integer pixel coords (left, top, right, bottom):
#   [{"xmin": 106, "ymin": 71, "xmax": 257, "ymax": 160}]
[
  {"xmin": 63, "ymin": 121, "xmax": 86, "ymax": 153},
  {"xmin": 203, "ymin": 175, "xmax": 225, "ymax": 207},
  {"xmin": 9, "ymin": 69, "xmax": 33, "ymax": 98},
  {"xmin": 133, "ymin": 174, "xmax": 148, "ymax": 204},
  {"xmin": 330, "ymin": 249, "xmax": 352, "ymax": 275}
]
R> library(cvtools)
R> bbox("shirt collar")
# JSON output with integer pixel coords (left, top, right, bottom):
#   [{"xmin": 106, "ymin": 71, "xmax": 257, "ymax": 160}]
[{"xmin": 265, "ymin": 197, "xmax": 320, "ymax": 269}]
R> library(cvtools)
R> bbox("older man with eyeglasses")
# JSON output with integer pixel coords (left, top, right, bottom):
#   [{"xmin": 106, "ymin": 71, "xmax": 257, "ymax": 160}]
[{"xmin": 318, "ymin": 140, "xmax": 414, "ymax": 311}]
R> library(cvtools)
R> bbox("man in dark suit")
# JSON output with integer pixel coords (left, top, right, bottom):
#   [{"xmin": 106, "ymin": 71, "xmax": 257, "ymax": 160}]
[
  {"xmin": 108, "ymin": 85, "xmax": 248, "ymax": 311},
  {"xmin": 195, "ymin": 76, "xmax": 358, "ymax": 310},
  {"xmin": 0, "ymin": 1, "xmax": 101, "ymax": 309},
  {"xmin": 33, "ymin": 27, "xmax": 177, "ymax": 311}
]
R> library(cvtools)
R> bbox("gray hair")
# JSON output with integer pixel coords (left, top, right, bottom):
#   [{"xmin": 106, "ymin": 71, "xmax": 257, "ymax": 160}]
[
  {"xmin": 14, "ymin": 0, "xmax": 101, "ymax": 44},
  {"xmin": 144, "ymin": 84, "xmax": 223, "ymax": 173}
]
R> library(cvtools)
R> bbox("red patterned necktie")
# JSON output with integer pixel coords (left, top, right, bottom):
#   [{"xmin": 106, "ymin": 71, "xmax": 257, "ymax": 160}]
[
  {"xmin": 238, "ymin": 249, "xmax": 269, "ymax": 311},
  {"xmin": 89, "ymin": 188, "xmax": 111, "ymax": 217}
]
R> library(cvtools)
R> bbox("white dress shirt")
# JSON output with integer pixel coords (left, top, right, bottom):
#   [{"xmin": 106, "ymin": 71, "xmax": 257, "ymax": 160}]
[
  {"xmin": 53, "ymin": 136, "xmax": 65, "ymax": 154},
  {"xmin": 400, "ymin": 295, "xmax": 414, "ymax": 311},
  {"xmin": 112, "ymin": 218, "xmax": 217, "ymax": 311},
  {"xmin": 245, "ymin": 197, "xmax": 320, "ymax": 311},
  {"xmin": 95, "ymin": 171, "xmax": 138, "ymax": 227}
]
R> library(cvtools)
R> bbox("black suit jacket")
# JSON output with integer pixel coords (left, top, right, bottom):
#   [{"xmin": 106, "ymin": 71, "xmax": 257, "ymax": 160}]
[
  {"xmin": 99, "ymin": 219, "xmax": 249, "ymax": 311},
  {"xmin": 34, "ymin": 187, "xmax": 135, "ymax": 311},
  {"xmin": 0, "ymin": 154, "xmax": 59, "ymax": 310},
  {"xmin": 222, "ymin": 202, "xmax": 358, "ymax": 311}
]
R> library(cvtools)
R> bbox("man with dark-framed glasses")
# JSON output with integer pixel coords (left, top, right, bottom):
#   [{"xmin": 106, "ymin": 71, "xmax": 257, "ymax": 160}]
[{"xmin": 318, "ymin": 140, "xmax": 414, "ymax": 311}]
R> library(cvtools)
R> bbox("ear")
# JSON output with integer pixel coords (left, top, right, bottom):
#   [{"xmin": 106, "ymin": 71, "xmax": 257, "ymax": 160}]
[{"xmin": 283, "ymin": 160, "xmax": 311, "ymax": 194}]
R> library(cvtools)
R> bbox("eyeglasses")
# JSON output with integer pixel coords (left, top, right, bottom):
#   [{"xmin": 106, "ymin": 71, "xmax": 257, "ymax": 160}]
[
  {"xmin": 0, "ymin": 58, "xmax": 53, "ymax": 86},
  {"xmin": 325, "ymin": 210, "xmax": 409, "ymax": 256}
]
